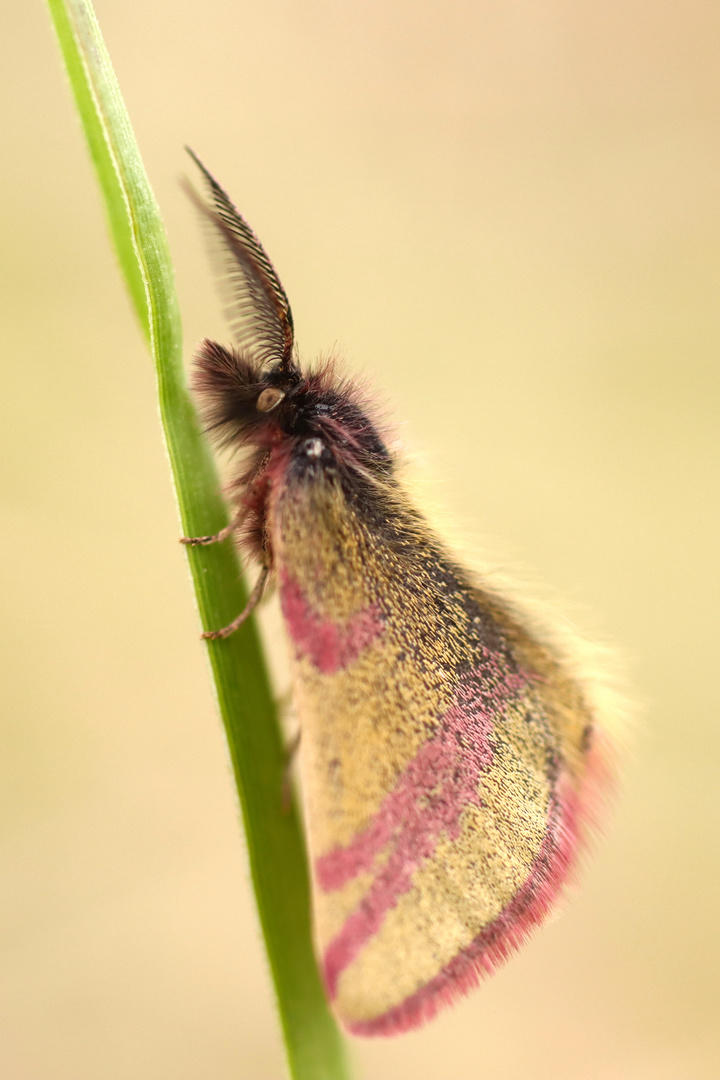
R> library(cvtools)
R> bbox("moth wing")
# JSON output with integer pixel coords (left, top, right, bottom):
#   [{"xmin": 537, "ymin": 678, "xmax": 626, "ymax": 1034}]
[{"xmin": 276, "ymin": 494, "xmax": 609, "ymax": 1035}]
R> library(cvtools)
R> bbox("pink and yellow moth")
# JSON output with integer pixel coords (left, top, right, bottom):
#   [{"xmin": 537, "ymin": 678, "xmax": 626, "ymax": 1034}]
[{"xmin": 183, "ymin": 151, "xmax": 618, "ymax": 1036}]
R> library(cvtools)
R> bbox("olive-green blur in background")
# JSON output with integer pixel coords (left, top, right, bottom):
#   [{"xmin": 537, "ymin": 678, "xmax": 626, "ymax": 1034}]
[{"xmin": 2, "ymin": 1, "xmax": 718, "ymax": 1078}]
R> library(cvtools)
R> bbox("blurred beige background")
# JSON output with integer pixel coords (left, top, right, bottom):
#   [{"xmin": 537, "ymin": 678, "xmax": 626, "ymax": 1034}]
[{"xmin": 2, "ymin": 1, "xmax": 719, "ymax": 1077}]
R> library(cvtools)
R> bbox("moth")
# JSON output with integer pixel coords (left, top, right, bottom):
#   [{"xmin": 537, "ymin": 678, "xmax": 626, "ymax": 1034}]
[{"xmin": 183, "ymin": 152, "xmax": 617, "ymax": 1036}]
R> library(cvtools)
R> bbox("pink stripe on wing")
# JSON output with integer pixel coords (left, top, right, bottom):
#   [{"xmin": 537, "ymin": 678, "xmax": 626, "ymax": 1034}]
[
  {"xmin": 347, "ymin": 730, "xmax": 614, "ymax": 1036},
  {"xmin": 280, "ymin": 571, "xmax": 384, "ymax": 674},
  {"xmin": 316, "ymin": 669, "xmax": 524, "ymax": 999}
]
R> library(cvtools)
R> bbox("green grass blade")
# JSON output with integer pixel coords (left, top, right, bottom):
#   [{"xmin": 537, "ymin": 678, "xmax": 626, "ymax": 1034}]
[{"xmin": 46, "ymin": 1, "xmax": 351, "ymax": 1076}]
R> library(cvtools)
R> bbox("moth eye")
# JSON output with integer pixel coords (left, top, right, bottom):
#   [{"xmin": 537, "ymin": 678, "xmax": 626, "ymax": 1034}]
[
  {"xmin": 303, "ymin": 438, "xmax": 324, "ymax": 458},
  {"xmin": 256, "ymin": 387, "xmax": 286, "ymax": 412}
]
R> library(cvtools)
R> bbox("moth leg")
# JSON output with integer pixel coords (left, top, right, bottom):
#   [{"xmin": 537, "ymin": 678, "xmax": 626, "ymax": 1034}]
[
  {"xmin": 201, "ymin": 565, "xmax": 270, "ymax": 640},
  {"xmin": 180, "ymin": 505, "xmax": 247, "ymax": 546}
]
